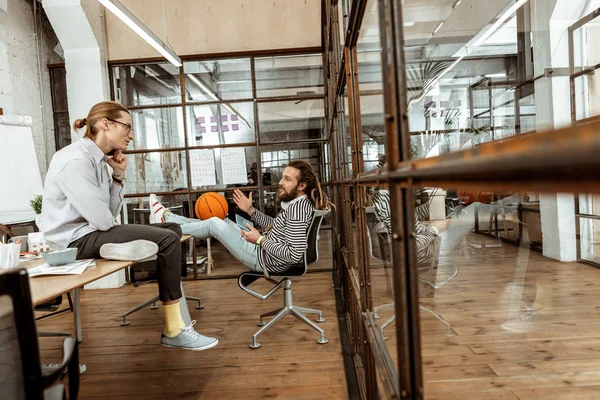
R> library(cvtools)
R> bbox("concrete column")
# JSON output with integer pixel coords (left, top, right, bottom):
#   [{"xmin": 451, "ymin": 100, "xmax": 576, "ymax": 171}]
[
  {"xmin": 43, "ymin": 0, "xmax": 124, "ymax": 288},
  {"xmin": 530, "ymin": 0, "xmax": 594, "ymax": 261},
  {"xmin": 42, "ymin": 0, "xmax": 110, "ymax": 143}
]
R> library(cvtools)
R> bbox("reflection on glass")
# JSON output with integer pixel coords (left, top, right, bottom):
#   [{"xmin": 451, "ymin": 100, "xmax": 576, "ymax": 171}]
[
  {"xmin": 255, "ymin": 54, "xmax": 324, "ymax": 98},
  {"xmin": 258, "ymin": 100, "xmax": 325, "ymax": 143},
  {"xmin": 578, "ymin": 194, "xmax": 600, "ymax": 264},
  {"xmin": 404, "ymin": 2, "xmax": 524, "ymax": 160},
  {"xmin": 186, "ymin": 103, "xmax": 255, "ymax": 146},
  {"xmin": 517, "ymin": 82, "xmax": 536, "ymax": 133},
  {"xmin": 130, "ymin": 107, "xmax": 185, "ymax": 150},
  {"xmin": 125, "ymin": 151, "xmax": 188, "ymax": 195},
  {"xmin": 410, "ymin": 187, "xmax": 600, "ymax": 398},
  {"xmin": 261, "ymin": 142, "xmax": 324, "ymax": 185},
  {"xmin": 184, "ymin": 59, "xmax": 252, "ymax": 101},
  {"xmin": 112, "ymin": 63, "xmax": 181, "ymax": 107},
  {"xmin": 357, "ymin": 0, "xmax": 385, "ymax": 173},
  {"xmin": 572, "ymin": 12, "xmax": 600, "ymax": 122}
]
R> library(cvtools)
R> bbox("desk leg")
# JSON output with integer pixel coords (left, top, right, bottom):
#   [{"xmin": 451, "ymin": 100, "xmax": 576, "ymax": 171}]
[
  {"xmin": 192, "ymin": 237, "xmax": 198, "ymax": 279},
  {"xmin": 72, "ymin": 288, "xmax": 82, "ymax": 343},
  {"xmin": 207, "ymin": 238, "xmax": 213, "ymax": 275}
]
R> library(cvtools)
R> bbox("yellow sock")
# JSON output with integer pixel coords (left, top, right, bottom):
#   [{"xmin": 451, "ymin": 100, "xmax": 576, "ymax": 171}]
[{"xmin": 163, "ymin": 302, "xmax": 186, "ymax": 338}]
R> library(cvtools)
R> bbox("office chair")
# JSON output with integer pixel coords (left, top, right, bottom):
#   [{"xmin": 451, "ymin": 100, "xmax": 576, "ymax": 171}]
[
  {"xmin": 366, "ymin": 207, "xmax": 458, "ymax": 339},
  {"xmin": 237, "ymin": 209, "xmax": 330, "ymax": 349},
  {"xmin": 119, "ymin": 205, "xmax": 203, "ymax": 327},
  {"xmin": 0, "ymin": 268, "xmax": 80, "ymax": 399}
]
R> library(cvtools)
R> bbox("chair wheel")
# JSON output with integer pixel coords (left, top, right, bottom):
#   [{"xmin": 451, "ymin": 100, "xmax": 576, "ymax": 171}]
[
  {"xmin": 196, "ymin": 304, "xmax": 204, "ymax": 310},
  {"xmin": 249, "ymin": 342, "xmax": 261, "ymax": 349},
  {"xmin": 150, "ymin": 305, "xmax": 159, "ymax": 310},
  {"xmin": 316, "ymin": 317, "xmax": 326, "ymax": 323},
  {"xmin": 257, "ymin": 321, "xmax": 265, "ymax": 327},
  {"xmin": 317, "ymin": 337, "xmax": 328, "ymax": 344},
  {"xmin": 374, "ymin": 313, "xmax": 381, "ymax": 319},
  {"xmin": 121, "ymin": 320, "xmax": 130, "ymax": 326}
]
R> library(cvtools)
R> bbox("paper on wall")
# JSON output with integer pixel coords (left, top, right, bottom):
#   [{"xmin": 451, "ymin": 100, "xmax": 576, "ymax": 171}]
[
  {"xmin": 221, "ymin": 147, "xmax": 248, "ymax": 185},
  {"xmin": 190, "ymin": 149, "xmax": 217, "ymax": 186}
]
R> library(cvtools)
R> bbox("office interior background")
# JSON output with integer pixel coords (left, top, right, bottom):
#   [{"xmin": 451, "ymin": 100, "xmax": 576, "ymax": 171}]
[{"xmin": 3, "ymin": 0, "xmax": 600, "ymax": 398}]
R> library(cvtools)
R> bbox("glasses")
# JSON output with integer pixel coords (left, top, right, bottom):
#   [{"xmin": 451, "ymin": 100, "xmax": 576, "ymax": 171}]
[{"xmin": 106, "ymin": 118, "xmax": 133, "ymax": 134}]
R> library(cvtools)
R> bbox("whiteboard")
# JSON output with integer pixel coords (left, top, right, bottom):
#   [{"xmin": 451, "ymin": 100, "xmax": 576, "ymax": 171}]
[{"xmin": 0, "ymin": 116, "xmax": 44, "ymax": 225}]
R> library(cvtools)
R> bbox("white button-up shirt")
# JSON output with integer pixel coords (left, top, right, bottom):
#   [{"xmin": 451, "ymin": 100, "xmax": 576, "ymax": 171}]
[{"xmin": 39, "ymin": 138, "xmax": 124, "ymax": 249}]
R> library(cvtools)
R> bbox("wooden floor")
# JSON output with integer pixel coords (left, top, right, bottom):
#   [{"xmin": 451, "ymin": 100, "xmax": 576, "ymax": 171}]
[
  {"xmin": 37, "ymin": 271, "xmax": 348, "ymax": 399},
  {"xmin": 372, "ymin": 233, "xmax": 600, "ymax": 399}
]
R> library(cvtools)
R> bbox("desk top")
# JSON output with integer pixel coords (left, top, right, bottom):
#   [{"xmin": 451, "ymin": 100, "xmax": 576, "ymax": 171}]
[
  {"xmin": 20, "ymin": 258, "xmax": 134, "ymax": 306},
  {"xmin": 4, "ymin": 234, "xmax": 192, "ymax": 306}
]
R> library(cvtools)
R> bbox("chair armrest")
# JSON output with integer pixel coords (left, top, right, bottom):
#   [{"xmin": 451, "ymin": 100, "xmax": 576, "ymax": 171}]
[{"xmin": 39, "ymin": 336, "xmax": 79, "ymax": 398}]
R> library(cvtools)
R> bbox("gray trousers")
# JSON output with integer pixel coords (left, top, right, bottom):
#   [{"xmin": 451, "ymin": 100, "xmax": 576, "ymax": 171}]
[{"xmin": 69, "ymin": 223, "xmax": 183, "ymax": 302}]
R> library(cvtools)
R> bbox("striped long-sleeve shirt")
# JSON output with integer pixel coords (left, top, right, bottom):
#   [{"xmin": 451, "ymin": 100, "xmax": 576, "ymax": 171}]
[
  {"xmin": 372, "ymin": 189, "xmax": 440, "ymax": 268},
  {"xmin": 251, "ymin": 195, "xmax": 315, "ymax": 273}
]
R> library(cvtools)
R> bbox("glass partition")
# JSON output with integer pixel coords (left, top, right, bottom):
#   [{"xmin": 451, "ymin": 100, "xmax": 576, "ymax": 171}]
[
  {"xmin": 184, "ymin": 59, "xmax": 252, "ymax": 101},
  {"xmin": 186, "ymin": 102, "xmax": 255, "ymax": 146},
  {"xmin": 130, "ymin": 107, "xmax": 185, "ymax": 151},
  {"xmin": 112, "ymin": 63, "xmax": 181, "ymax": 107},
  {"xmin": 258, "ymin": 99, "xmax": 326, "ymax": 143},
  {"xmin": 255, "ymin": 54, "xmax": 324, "ymax": 98}
]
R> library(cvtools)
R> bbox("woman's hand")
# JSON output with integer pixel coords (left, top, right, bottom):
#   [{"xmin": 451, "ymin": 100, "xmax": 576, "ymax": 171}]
[
  {"xmin": 241, "ymin": 224, "xmax": 261, "ymax": 244},
  {"xmin": 108, "ymin": 150, "xmax": 127, "ymax": 179},
  {"xmin": 233, "ymin": 189, "xmax": 254, "ymax": 215}
]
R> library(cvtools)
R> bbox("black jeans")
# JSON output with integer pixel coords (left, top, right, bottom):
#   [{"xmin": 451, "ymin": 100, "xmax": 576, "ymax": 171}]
[{"xmin": 69, "ymin": 223, "xmax": 183, "ymax": 302}]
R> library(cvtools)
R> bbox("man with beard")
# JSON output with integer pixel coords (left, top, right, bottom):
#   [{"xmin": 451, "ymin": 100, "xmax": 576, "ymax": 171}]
[{"xmin": 148, "ymin": 160, "xmax": 329, "ymax": 275}]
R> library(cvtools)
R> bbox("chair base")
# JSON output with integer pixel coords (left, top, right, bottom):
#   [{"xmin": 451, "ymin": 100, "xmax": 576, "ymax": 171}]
[
  {"xmin": 120, "ymin": 295, "xmax": 203, "ymax": 326},
  {"xmin": 249, "ymin": 282, "xmax": 328, "ymax": 349},
  {"xmin": 374, "ymin": 303, "xmax": 453, "ymax": 339}
]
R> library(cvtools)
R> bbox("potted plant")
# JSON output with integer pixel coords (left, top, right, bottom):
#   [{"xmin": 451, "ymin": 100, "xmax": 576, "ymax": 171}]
[{"xmin": 30, "ymin": 194, "xmax": 42, "ymax": 227}]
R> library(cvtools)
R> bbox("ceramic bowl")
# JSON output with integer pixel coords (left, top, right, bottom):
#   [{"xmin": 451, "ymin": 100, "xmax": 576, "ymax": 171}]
[{"xmin": 42, "ymin": 248, "xmax": 77, "ymax": 266}]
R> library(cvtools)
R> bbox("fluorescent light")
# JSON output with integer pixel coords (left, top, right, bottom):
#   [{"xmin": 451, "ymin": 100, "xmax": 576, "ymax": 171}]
[
  {"xmin": 452, "ymin": 0, "xmax": 463, "ymax": 9},
  {"xmin": 472, "ymin": 0, "xmax": 529, "ymax": 47},
  {"xmin": 97, "ymin": 0, "xmax": 182, "ymax": 67},
  {"xmin": 403, "ymin": 21, "xmax": 416, "ymax": 27},
  {"xmin": 186, "ymin": 74, "xmax": 218, "ymax": 100},
  {"xmin": 433, "ymin": 22, "xmax": 444, "ymax": 34},
  {"xmin": 485, "ymin": 73, "xmax": 507, "ymax": 78}
]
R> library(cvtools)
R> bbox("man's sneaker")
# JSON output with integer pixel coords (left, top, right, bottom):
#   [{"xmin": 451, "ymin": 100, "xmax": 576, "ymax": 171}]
[
  {"xmin": 161, "ymin": 320, "xmax": 219, "ymax": 351},
  {"xmin": 99, "ymin": 240, "xmax": 158, "ymax": 261},
  {"xmin": 149, "ymin": 194, "xmax": 166, "ymax": 224}
]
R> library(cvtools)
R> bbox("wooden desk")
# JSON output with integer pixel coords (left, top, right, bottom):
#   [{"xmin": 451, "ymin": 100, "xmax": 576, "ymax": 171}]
[
  {"xmin": 21, "ymin": 258, "xmax": 134, "ymax": 342},
  {"xmin": 19, "ymin": 233, "xmax": 199, "ymax": 341}
]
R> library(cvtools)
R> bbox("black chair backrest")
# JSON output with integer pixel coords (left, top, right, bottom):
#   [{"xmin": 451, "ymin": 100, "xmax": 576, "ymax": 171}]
[
  {"xmin": 0, "ymin": 268, "xmax": 42, "ymax": 399},
  {"xmin": 304, "ymin": 209, "xmax": 328, "ymax": 266}
]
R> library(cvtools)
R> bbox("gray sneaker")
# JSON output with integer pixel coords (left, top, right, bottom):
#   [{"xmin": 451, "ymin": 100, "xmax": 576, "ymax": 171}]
[
  {"xmin": 99, "ymin": 240, "xmax": 158, "ymax": 261},
  {"xmin": 161, "ymin": 320, "xmax": 218, "ymax": 351}
]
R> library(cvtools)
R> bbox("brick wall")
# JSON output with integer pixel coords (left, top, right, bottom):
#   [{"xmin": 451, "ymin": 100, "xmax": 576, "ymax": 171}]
[{"xmin": 0, "ymin": 0, "xmax": 62, "ymax": 180}]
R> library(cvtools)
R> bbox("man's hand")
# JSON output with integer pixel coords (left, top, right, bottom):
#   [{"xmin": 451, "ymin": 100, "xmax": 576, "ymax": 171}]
[
  {"xmin": 241, "ymin": 224, "xmax": 261, "ymax": 244},
  {"xmin": 107, "ymin": 150, "xmax": 127, "ymax": 179},
  {"xmin": 233, "ymin": 189, "xmax": 254, "ymax": 215}
]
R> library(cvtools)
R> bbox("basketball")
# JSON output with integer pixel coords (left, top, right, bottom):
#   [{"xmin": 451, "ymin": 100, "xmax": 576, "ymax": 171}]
[{"xmin": 195, "ymin": 192, "xmax": 229, "ymax": 220}]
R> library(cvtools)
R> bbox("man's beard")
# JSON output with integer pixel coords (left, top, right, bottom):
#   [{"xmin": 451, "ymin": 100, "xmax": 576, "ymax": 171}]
[{"xmin": 277, "ymin": 185, "xmax": 299, "ymax": 202}]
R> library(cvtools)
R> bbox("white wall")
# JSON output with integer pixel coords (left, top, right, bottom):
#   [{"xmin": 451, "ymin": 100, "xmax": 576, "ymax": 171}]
[
  {"xmin": 0, "ymin": 0, "xmax": 61, "ymax": 180},
  {"xmin": 105, "ymin": 0, "xmax": 322, "ymax": 61}
]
